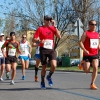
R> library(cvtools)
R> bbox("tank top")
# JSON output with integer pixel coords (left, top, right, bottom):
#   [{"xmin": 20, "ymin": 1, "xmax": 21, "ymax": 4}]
[
  {"xmin": 0, "ymin": 40, "xmax": 5, "ymax": 57},
  {"xmin": 83, "ymin": 30, "xmax": 99, "ymax": 56},
  {"xmin": 20, "ymin": 41, "xmax": 29, "ymax": 56}
]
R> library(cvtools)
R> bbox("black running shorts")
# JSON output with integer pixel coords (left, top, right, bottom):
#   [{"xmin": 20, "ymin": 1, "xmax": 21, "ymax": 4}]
[
  {"xmin": 40, "ymin": 47, "xmax": 56, "ymax": 65},
  {"xmin": 83, "ymin": 54, "xmax": 99, "ymax": 63},
  {"xmin": 5, "ymin": 56, "xmax": 17, "ymax": 64}
]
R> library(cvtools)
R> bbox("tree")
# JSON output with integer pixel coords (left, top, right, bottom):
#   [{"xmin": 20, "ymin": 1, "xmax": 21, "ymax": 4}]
[
  {"xmin": 1, "ymin": 0, "xmax": 100, "ymax": 56},
  {"xmin": 10, "ymin": 0, "xmax": 77, "ymax": 49},
  {"xmin": 3, "ymin": 10, "xmax": 17, "ymax": 35},
  {"xmin": 71, "ymin": 0, "xmax": 99, "ymax": 30},
  {"xmin": 0, "ymin": 19, "xmax": 3, "ymax": 32}
]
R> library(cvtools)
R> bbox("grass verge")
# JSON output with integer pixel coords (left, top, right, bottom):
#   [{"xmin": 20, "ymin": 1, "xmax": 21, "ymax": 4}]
[{"xmin": 17, "ymin": 65, "xmax": 100, "ymax": 73}]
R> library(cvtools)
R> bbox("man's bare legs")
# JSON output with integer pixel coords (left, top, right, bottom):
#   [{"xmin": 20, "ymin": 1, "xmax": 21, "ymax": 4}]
[{"xmin": 91, "ymin": 59, "xmax": 98, "ymax": 87}]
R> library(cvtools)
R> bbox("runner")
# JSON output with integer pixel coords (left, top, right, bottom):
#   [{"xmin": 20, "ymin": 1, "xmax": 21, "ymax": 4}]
[
  {"xmin": 18, "ymin": 34, "xmax": 32, "ymax": 80},
  {"xmin": 0, "ymin": 33, "xmax": 5, "ymax": 81},
  {"xmin": 33, "ymin": 15, "xmax": 61, "ymax": 89},
  {"xmin": 32, "ymin": 40, "xmax": 40, "ymax": 82},
  {"xmin": 79, "ymin": 20, "xmax": 100, "ymax": 90},
  {"xmin": 1, "ymin": 32, "xmax": 21, "ymax": 85}
]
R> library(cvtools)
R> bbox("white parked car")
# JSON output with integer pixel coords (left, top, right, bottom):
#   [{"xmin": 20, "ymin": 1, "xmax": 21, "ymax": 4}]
[
  {"xmin": 70, "ymin": 59, "xmax": 80, "ymax": 66},
  {"xmin": 29, "ymin": 58, "xmax": 36, "ymax": 65}
]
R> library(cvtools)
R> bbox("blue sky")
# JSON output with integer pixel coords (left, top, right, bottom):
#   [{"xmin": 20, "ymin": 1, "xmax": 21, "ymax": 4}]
[
  {"xmin": 0, "ymin": 1, "xmax": 5, "ymax": 18},
  {"xmin": 0, "ymin": 0, "xmax": 13, "ymax": 19}
]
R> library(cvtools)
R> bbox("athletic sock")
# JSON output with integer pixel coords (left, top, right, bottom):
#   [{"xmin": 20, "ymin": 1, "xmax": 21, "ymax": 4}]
[
  {"xmin": 41, "ymin": 75, "xmax": 45, "ymax": 83},
  {"xmin": 35, "ymin": 66, "xmax": 39, "ymax": 76},
  {"xmin": 47, "ymin": 71, "xmax": 53, "ymax": 78}
]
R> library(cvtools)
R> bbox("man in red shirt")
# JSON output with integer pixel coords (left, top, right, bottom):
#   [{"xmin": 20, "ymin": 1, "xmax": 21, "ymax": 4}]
[
  {"xmin": 79, "ymin": 20, "xmax": 100, "ymax": 90},
  {"xmin": 33, "ymin": 15, "xmax": 61, "ymax": 89}
]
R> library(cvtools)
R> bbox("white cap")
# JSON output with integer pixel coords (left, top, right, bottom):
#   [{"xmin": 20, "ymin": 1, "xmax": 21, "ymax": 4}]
[{"xmin": 0, "ymin": 33, "xmax": 4, "ymax": 36}]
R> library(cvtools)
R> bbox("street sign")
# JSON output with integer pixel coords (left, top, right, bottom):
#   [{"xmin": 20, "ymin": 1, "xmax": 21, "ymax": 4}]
[
  {"xmin": 74, "ymin": 18, "xmax": 84, "ymax": 39},
  {"xmin": 74, "ymin": 18, "xmax": 84, "ymax": 61}
]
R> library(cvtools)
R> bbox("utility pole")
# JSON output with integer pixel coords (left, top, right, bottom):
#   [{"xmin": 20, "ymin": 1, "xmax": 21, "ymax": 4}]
[
  {"xmin": 98, "ymin": 14, "xmax": 100, "ymax": 33},
  {"xmin": 74, "ymin": 18, "xmax": 84, "ymax": 61}
]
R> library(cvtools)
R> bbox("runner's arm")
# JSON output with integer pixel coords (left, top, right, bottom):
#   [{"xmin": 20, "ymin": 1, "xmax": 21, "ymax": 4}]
[
  {"xmin": 16, "ymin": 42, "xmax": 21, "ymax": 54},
  {"xmin": 51, "ymin": 20, "xmax": 61, "ymax": 39},
  {"xmin": 1, "ymin": 41, "xmax": 8, "ymax": 57},
  {"xmin": 79, "ymin": 32, "xmax": 89, "ymax": 54},
  {"xmin": 32, "ymin": 41, "xmax": 38, "ymax": 47},
  {"xmin": 54, "ymin": 28, "xmax": 61, "ymax": 39},
  {"xmin": 32, "ymin": 38, "xmax": 40, "ymax": 47},
  {"xmin": 27, "ymin": 41, "xmax": 32, "ymax": 53}
]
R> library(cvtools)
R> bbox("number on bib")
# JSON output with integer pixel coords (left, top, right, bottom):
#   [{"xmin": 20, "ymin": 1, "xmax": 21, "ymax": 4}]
[
  {"xmin": 43, "ymin": 40, "xmax": 53, "ymax": 49},
  {"xmin": 90, "ymin": 39, "xmax": 99, "ymax": 48},
  {"xmin": 8, "ymin": 49, "xmax": 16, "ymax": 56}
]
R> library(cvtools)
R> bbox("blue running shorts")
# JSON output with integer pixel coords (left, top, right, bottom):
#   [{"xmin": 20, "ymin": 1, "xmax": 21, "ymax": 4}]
[
  {"xmin": 35, "ymin": 54, "xmax": 40, "ymax": 59},
  {"xmin": 18, "ymin": 56, "xmax": 29, "ymax": 61}
]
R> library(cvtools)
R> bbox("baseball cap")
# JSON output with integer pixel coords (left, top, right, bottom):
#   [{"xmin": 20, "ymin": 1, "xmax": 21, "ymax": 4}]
[
  {"xmin": 0, "ymin": 33, "xmax": 4, "ymax": 36},
  {"xmin": 44, "ymin": 15, "xmax": 52, "ymax": 21}
]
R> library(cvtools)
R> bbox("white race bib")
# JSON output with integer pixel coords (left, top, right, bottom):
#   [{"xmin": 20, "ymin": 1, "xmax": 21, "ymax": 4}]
[
  {"xmin": 90, "ymin": 39, "xmax": 99, "ymax": 48},
  {"xmin": 20, "ymin": 48, "xmax": 26, "ymax": 54},
  {"xmin": 8, "ymin": 49, "xmax": 16, "ymax": 56},
  {"xmin": 43, "ymin": 40, "xmax": 53, "ymax": 49}
]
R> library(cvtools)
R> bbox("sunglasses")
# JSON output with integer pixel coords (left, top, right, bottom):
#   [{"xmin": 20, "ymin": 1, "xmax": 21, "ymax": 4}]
[
  {"xmin": 89, "ymin": 24, "xmax": 97, "ymax": 26},
  {"xmin": 22, "ymin": 37, "xmax": 26, "ymax": 38},
  {"xmin": 45, "ymin": 19, "xmax": 52, "ymax": 21},
  {"xmin": 45, "ymin": 18, "xmax": 52, "ymax": 21},
  {"xmin": 0, "ymin": 35, "xmax": 4, "ymax": 37}
]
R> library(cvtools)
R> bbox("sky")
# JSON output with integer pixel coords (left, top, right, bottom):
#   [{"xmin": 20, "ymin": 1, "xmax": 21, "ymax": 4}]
[
  {"xmin": 0, "ymin": 0, "xmax": 13, "ymax": 32},
  {"xmin": 0, "ymin": 1, "xmax": 5, "ymax": 18},
  {"xmin": 0, "ymin": 0, "xmax": 13, "ymax": 19}
]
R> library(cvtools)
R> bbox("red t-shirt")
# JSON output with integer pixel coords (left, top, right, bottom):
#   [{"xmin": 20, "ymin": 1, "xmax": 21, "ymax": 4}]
[
  {"xmin": 83, "ymin": 30, "xmax": 99, "ymax": 56},
  {"xmin": 34, "ymin": 26, "xmax": 56, "ymax": 47}
]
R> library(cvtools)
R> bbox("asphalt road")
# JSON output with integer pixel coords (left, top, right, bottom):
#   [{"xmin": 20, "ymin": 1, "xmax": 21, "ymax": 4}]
[{"xmin": 0, "ymin": 69, "xmax": 100, "ymax": 100}]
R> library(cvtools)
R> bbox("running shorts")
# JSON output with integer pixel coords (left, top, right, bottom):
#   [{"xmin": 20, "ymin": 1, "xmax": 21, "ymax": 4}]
[
  {"xmin": 18, "ymin": 56, "xmax": 29, "ymax": 61},
  {"xmin": 5, "ymin": 56, "xmax": 17, "ymax": 64},
  {"xmin": 0, "ymin": 57, "xmax": 5, "ymax": 65},
  {"xmin": 40, "ymin": 47, "xmax": 56, "ymax": 65},
  {"xmin": 83, "ymin": 54, "xmax": 99, "ymax": 63},
  {"xmin": 35, "ymin": 54, "xmax": 40, "ymax": 59}
]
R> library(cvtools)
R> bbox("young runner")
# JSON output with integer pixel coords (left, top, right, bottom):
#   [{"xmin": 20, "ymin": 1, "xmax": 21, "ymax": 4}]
[
  {"xmin": 1, "ymin": 32, "xmax": 21, "ymax": 85},
  {"xmin": 32, "ymin": 40, "xmax": 40, "ymax": 82},
  {"xmin": 18, "ymin": 34, "xmax": 32, "ymax": 80}
]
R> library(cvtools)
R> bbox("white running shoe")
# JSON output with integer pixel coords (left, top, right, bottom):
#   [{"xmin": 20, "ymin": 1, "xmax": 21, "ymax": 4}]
[
  {"xmin": 10, "ymin": 80, "xmax": 15, "ymax": 85},
  {"xmin": 0, "ymin": 78, "xmax": 4, "ymax": 82}
]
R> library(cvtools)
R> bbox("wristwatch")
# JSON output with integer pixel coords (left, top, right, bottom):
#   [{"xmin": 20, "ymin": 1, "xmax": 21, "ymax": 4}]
[{"xmin": 54, "ymin": 26, "xmax": 57, "ymax": 28}]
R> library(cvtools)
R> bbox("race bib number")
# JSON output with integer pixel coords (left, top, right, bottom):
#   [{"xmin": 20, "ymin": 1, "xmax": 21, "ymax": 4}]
[
  {"xmin": 21, "ymin": 48, "xmax": 26, "ymax": 54},
  {"xmin": 90, "ymin": 39, "xmax": 99, "ymax": 48},
  {"xmin": 43, "ymin": 40, "xmax": 53, "ymax": 49},
  {"xmin": 8, "ymin": 49, "xmax": 16, "ymax": 56}
]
